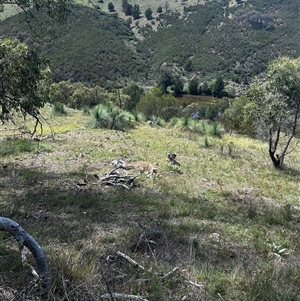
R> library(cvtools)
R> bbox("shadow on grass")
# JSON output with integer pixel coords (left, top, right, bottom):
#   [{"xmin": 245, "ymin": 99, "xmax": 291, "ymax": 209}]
[{"xmin": 1, "ymin": 164, "xmax": 300, "ymax": 301}]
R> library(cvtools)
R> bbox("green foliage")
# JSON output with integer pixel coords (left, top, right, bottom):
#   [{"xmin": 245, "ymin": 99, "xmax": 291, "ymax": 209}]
[
  {"xmin": 247, "ymin": 56, "xmax": 300, "ymax": 168},
  {"xmin": 222, "ymin": 95, "xmax": 256, "ymax": 135},
  {"xmin": 122, "ymin": 0, "xmax": 132, "ymax": 15},
  {"xmin": 0, "ymin": 138, "xmax": 53, "ymax": 156},
  {"xmin": 172, "ymin": 76, "xmax": 184, "ymax": 96},
  {"xmin": 148, "ymin": 115, "xmax": 165, "ymax": 127},
  {"xmin": 50, "ymin": 81, "xmax": 114, "ymax": 109},
  {"xmin": 52, "ymin": 102, "xmax": 67, "ymax": 116},
  {"xmin": 122, "ymin": 83, "xmax": 144, "ymax": 111},
  {"xmin": 1, "ymin": 1, "xmax": 298, "ymax": 86},
  {"xmin": 87, "ymin": 103, "xmax": 134, "ymax": 130},
  {"xmin": 208, "ymin": 121, "xmax": 224, "ymax": 138},
  {"xmin": 0, "ymin": 5, "xmax": 147, "ymax": 86},
  {"xmin": 200, "ymin": 135, "xmax": 212, "ymax": 148},
  {"xmin": 136, "ymin": 87, "xmax": 181, "ymax": 121},
  {"xmin": 88, "ymin": 104, "xmax": 112, "ymax": 129},
  {"xmin": 241, "ymin": 263, "xmax": 299, "ymax": 301},
  {"xmin": 108, "ymin": 2, "xmax": 114, "ymax": 12},
  {"xmin": 176, "ymin": 115, "xmax": 195, "ymax": 132},
  {"xmin": 200, "ymin": 82, "xmax": 212, "ymax": 96},
  {"xmin": 107, "ymin": 105, "xmax": 133, "ymax": 130},
  {"xmin": 0, "ymin": 38, "xmax": 50, "ymax": 125},
  {"xmin": 1, "ymin": 112, "xmax": 300, "ymax": 299},
  {"xmin": 145, "ymin": 8, "xmax": 153, "ymax": 20},
  {"xmin": 0, "ymin": 0, "xmax": 73, "ymax": 21},
  {"xmin": 132, "ymin": 4, "xmax": 140, "ymax": 20},
  {"xmin": 188, "ymin": 77, "xmax": 199, "ymax": 95},
  {"xmin": 138, "ymin": 0, "xmax": 299, "ymax": 81},
  {"xmin": 211, "ymin": 76, "xmax": 225, "ymax": 97},
  {"xmin": 131, "ymin": 110, "xmax": 145, "ymax": 123},
  {"xmin": 268, "ymin": 242, "xmax": 289, "ymax": 256},
  {"xmin": 158, "ymin": 70, "xmax": 174, "ymax": 93}
]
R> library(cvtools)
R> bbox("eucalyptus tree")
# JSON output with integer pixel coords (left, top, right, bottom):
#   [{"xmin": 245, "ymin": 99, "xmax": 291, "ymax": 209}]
[
  {"xmin": 248, "ymin": 57, "xmax": 300, "ymax": 168},
  {"xmin": 0, "ymin": 0, "xmax": 73, "ymax": 130},
  {"xmin": 0, "ymin": 38, "xmax": 50, "ymax": 131}
]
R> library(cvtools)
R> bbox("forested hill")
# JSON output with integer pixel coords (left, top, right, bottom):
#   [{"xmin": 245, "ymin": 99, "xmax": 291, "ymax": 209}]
[
  {"xmin": 137, "ymin": 0, "xmax": 300, "ymax": 84},
  {"xmin": 0, "ymin": 5, "xmax": 148, "ymax": 87},
  {"xmin": 0, "ymin": 0, "xmax": 299, "ymax": 87}
]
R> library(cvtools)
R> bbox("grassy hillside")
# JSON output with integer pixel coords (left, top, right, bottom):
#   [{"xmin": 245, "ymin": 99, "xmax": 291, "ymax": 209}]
[{"xmin": 0, "ymin": 107, "xmax": 299, "ymax": 300}]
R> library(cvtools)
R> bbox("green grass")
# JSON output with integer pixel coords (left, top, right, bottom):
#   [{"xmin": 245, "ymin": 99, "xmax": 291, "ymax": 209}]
[
  {"xmin": 0, "ymin": 106, "xmax": 299, "ymax": 300},
  {"xmin": 0, "ymin": 138, "xmax": 53, "ymax": 156}
]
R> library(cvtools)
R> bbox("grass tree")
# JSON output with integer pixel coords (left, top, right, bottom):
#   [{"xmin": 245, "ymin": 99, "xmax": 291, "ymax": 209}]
[
  {"xmin": 248, "ymin": 57, "xmax": 300, "ymax": 168},
  {"xmin": 208, "ymin": 121, "xmax": 224, "ymax": 138},
  {"xmin": 88, "ymin": 104, "xmax": 134, "ymax": 131},
  {"xmin": 176, "ymin": 115, "xmax": 195, "ymax": 132},
  {"xmin": 88, "ymin": 104, "xmax": 111, "ymax": 129}
]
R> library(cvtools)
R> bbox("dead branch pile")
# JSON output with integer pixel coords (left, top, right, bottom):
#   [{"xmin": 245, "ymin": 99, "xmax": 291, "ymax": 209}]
[{"xmin": 94, "ymin": 160, "xmax": 138, "ymax": 190}]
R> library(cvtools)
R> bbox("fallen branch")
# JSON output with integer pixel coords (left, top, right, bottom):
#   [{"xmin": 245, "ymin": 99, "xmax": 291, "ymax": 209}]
[
  {"xmin": 100, "ymin": 293, "xmax": 149, "ymax": 301},
  {"xmin": 184, "ymin": 280, "xmax": 204, "ymax": 289},
  {"xmin": 181, "ymin": 293, "xmax": 192, "ymax": 301},
  {"xmin": 116, "ymin": 251, "xmax": 145, "ymax": 270},
  {"xmin": 161, "ymin": 267, "xmax": 179, "ymax": 280}
]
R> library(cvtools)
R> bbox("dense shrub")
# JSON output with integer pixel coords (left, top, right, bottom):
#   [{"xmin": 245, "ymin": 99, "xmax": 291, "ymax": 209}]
[{"xmin": 136, "ymin": 87, "xmax": 182, "ymax": 121}]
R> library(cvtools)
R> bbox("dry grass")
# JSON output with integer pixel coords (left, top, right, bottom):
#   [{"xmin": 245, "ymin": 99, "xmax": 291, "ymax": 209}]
[{"xmin": 0, "ymin": 106, "xmax": 299, "ymax": 300}]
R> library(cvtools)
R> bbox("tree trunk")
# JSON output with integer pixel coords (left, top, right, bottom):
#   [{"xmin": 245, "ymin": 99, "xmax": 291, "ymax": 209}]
[
  {"xmin": 0, "ymin": 217, "xmax": 50, "ymax": 288},
  {"xmin": 269, "ymin": 150, "xmax": 282, "ymax": 168}
]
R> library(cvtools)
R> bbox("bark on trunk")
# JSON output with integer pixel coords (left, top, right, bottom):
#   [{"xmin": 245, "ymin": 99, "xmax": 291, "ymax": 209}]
[{"xmin": 269, "ymin": 151, "xmax": 282, "ymax": 168}]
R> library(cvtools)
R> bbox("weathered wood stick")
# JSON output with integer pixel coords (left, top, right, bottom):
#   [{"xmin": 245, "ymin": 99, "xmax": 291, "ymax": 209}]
[
  {"xmin": 161, "ymin": 266, "xmax": 179, "ymax": 280},
  {"xmin": 116, "ymin": 251, "xmax": 145, "ymax": 270},
  {"xmin": 100, "ymin": 293, "xmax": 149, "ymax": 301},
  {"xmin": 184, "ymin": 280, "xmax": 204, "ymax": 289}
]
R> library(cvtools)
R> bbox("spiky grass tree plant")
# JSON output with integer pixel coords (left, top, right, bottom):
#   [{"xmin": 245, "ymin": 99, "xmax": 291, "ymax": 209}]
[
  {"xmin": 200, "ymin": 135, "xmax": 213, "ymax": 148},
  {"xmin": 88, "ymin": 104, "xmax": 111, "ymax": 129},
  {"xmin": 107, "ymin": 105, "xmax": 136, "ymax": 130},
  {"xmin": 177, "ymin": 115, "xmax": 195, "ymax": 132},
  {"xmin": 194, "ymin": 120, "xmax": 208, "ymax": 135},
  {"xmin": 88, "ymin": 104, "xmax": 135, "ymax": 130},
  {"xmin": 208, "ymin": 121, "xmax": 224, "ymax": 138},
  {"xmin": 132, "ymin": 111, "xmax": 145, "ymax": 123},
  {"xmin": 168, "ymin": 117, "xmax": 179, "ymax": 128},
  {"xmin": 52, "ymin": 102, "xmax": 67, "ymax": 116},
  {"xmin": 149, "ymin": 115, "xmax": 165, "ymax": 127}
]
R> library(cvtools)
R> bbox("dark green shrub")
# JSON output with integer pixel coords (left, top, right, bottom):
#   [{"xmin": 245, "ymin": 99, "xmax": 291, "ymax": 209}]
[{"xmin": 52, "ymin": 102, "xmax": 67, "ymax": 116}]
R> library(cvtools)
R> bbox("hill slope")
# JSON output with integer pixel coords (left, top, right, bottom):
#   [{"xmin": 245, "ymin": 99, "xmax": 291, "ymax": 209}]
[
  {"xmin": 0, "ymin": 0, "xmax": 299, "ymax": 86},
  {"xmin": 137, "ymin": 0, "xmax": 300, "ymax": 83},
  {"xmin": 0, "ymin": 5, "xmax": 148, "ymax": 86}
]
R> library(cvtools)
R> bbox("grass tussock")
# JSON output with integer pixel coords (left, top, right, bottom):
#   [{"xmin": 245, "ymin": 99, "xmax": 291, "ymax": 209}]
[{"xmin": 0, "ymin": 106, "xmax": 299, "ymax": 300}]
